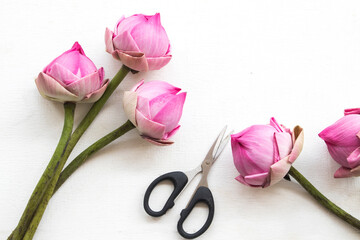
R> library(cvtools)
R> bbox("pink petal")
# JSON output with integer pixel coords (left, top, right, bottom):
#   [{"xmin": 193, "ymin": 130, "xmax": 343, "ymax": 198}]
[
  {"xmin": 147, "ymin": 55, "xmax": 172, "ymax": 71},
  {"xmin": 81, "ymin": 79, "xmax": 109, "ymax": 103},
  {"xmin": 152, "ymin": 92, "xmax": 186, "ymax": 133},
  {"xmin": 164, "ymin": 125, "xmax": 180, "ymax": 139},
  {"xmin": 318, "ymin": 115, "xmax": 360, "ymax": 146},
  {"xmin": 288, "ymin": 127, "xmax": 304, "ymax": 163},
  {"xmin": 334, "ymin": 167, "xmax": 353, "ymax": 178},
  {"xmin": 344, "ymin": 108, "xmax": 360, "ymax": 115},
  {"xmin": 231, "ymin": 125, "xmax": 278, "ymax": 175},
  {"xmin": 130, "ymin": 13, "xmax": 170, "ymax": 57},
  {"xmin": 35, "ymin": 72, "xmax": 79, "ymax": 102},
  {"xmin": 105, "ymin": 28, "xmax": 115, "ymax": 54},
  {"xmin": 47, "ymin": 63, "xmax": 80, "ymax": 85},
  {"xmin": 131, "ymin": 80, "xmax": 144, "ymax": 92},
  {"xmin": 65, "ymin": 69, "xmax": 102, "ymax": 99},
  {"xmin": 123, "ymin": 91, "xmax": 138, "ymax": 126},
  {"xmin": 270, "ymin": 117, "xmax": 284, "ymax": 132},
  {"xmin": 235, "ymin": 175, "xmax": 251, "ymax": 186},
  {"xmin": 269, "ymin": 156, "xmax": 292, "ymax": 186},
  {"xmin": 135, "ymin": 109, "xmax": 166, "ymax": 139},
  {"xmin": 136, "ymin": 80, "xmax": 181, "ymax": 100},
  {"xmin": 44, "ymin": 42, "xmax": 97, "ymax": 78},
  {"xmin": 244, "ymin": 172, "xmax": 269, "ymax": 187},
  {"xmin": 274, "ymin": 132, "xmax": 293, "ymax": 160},
  {"xmin": 113, "ymin": 30, "xmax": 140, "ymax": 52},
  {"xmin": 115, "ymin": 50, "xmax": 148, "ymax": 71},
  {"xmin": 347, "ymin": 146, "xmax": 360, "ymax": 168},
  {"xmin": 136, "ymin": 95, "xmax": 151, "ymax": 119},
  {"xmin": 115, "ymin": 15, "xmax": 143, "ymax": 35},
  {"xmin": 326, "ymin": 143, "xmax": 356, "ymax": 168},
  {"xmin": 148, "ymin": 93, "xmax": 177, "ymax": 118}
]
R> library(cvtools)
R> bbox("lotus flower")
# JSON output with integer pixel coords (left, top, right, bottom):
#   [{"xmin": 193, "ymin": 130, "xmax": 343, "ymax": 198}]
[
  {"xmin": 35, "ymin": 42, "xmax": 108, "ymax": 103},
  {"xmin": 319, "ymin": 108, "xmax": 360, "ymax": 178},
  {"xmin": 123, "ymin": 80, "xmax": 186, "ymax": 145},
  {"xmin": 105, "ymin": 13, "xmax": 171, "ymax": 72},
  {"xmin": 231, "ymin": 118, "xmax": 304, "ymax": 187}
]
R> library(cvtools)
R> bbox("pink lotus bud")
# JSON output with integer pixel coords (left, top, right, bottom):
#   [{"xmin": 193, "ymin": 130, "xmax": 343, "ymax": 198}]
[
  {"xmin": 319, "ymin": 108, "xmax": 360, "ymax": 178},
  {"xmin": 105, "ymin": 13, "xmax": 171, "ymax": 72},
  {"xmin": 35, "ymin": 42, "xmax": 108, "ymax": 103},
  {"xmin": 231, "ymin": 118, "xmax": 304, "ymax": 188},
  {"xmin": 123, "ymin": 80, "xmax": 186, "ymax": 145}
]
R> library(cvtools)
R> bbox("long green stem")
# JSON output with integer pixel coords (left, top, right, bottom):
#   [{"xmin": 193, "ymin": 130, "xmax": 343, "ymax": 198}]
[
  {"xmin": 54, "ymin": 120, "xmax": 135, "ymax": 194},
  {"xmin": 8, "ymin": 102, "xmax": 76, "ymax": 240},
  {"xmin": 20, "ymin": 65, "xmax": 130, "ymax": 239},
  {"xmin": 288, "ymin": 166, "xmax": 360, "ymax": 230}
]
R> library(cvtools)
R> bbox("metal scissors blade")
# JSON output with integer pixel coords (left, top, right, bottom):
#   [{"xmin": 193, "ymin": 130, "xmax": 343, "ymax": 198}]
[{"xmin": 203, "ymin": 126, "xmax": 233, "ymax": 166}]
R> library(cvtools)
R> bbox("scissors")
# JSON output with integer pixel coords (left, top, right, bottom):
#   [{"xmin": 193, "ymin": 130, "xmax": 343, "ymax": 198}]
[{"xmin": 143, "ymin": 126, "xmax": 233, "ymax": 239}]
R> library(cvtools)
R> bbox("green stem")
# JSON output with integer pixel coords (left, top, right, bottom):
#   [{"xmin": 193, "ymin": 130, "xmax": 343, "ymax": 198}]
[
  {"xmin": 8, "ymin": 102, "xmax": 76, "ymax": 240},
  {"xmin": 20, "ymin": 65, "xmax": 130, "ymax": 240},
  {"xmin": 54, "ymin": 120, "xmax": 135, "ymax": 194},
  {"xmin": 288, "ymin": 166, "xmax": 360, "ymax": 230}
]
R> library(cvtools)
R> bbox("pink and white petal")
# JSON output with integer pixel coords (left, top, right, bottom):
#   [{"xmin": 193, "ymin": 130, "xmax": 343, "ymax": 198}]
[
  {"xmin": 274, "ymin": 132, "xmax": 293, "ymax": 159},
  {"xmin": 136, "ymin": 80, "xmax": 180, "ymax": 100},
  {"xmin": 270, "ymin": 156, "xmax": 292, "ymax": 186},
  {"xmin": 81, "ymin": 80, "xmax": 109, "ymax": 103},
  {"xmin": 135, "ymin": 109, "xmax": 165, "ymax": 139},
  {"xmin": 136, "ymin": 95, "xmax": 151, "ymax": 119},
  {"xmin": 270, "ymin": 117, "xmax": 284, "ymax": 132},
  {"xmin": 142, "ymin": 136, "xmax": 174, "ymax": 146},
  {"xmin": 152, "ymin": 92, "xmax": 186, "ymax": 133},
  {"xmin": 65, "ymin": 71, "xmax": 102, "ymax": 98},
  {"xmin": 131, "ymin": 80, "xmax": 144, "ymax": 92},
  {"xmin": 105, "ymin": 28, "xmax": 115, "ymax": 54},
  {"xmin": 164, "ymin": 125, "xmax": 180, "ymax": 140},
  {"xmin": 116, "ymin": 50, "xmax": 148, "ymax": 72},
  {"xmin": 334, "ymin": 167, "xmax": 353, "ymax": 178},
  {"xmin": 114, "ymin": 16, "xmax": 126, "ymax": 35},
  {"xmin": 111, "ymin": 50, "xmax": 121, "ymax": 60},
  {"xmin": 288, "ymin": 127, "xmax": 304, "ymax": 163},
  {"xmin": 244, "ymin": 172, "xmax": 269, "ymax": 187},
  {"xmin": 35, "ymin": 72, "xmax": 80, "ymax": 102},
  {"xmin": 113, "ymin": 31, "xmax": 140, "ymax": 52},
  {"xmin": 344, "ymin": 108, "xmax": 360, "ymax": 116},
  {"xmin": 235, "ymin": 175, "xmax": 251, "ymax": 187},
  {"xmin": 47, "ymin": 63, "xmax": 79, "ymax": 85},
  {"xmin": 147, "ymin": 55, "xmax": 172, "ymax": 71},
  {"xmin": 347, "ymin": 146, "xmax": 360, "ymax": 168},
  {"xmin": 123, "ymin": 91, "xmax": 138, "ymax": 126}
]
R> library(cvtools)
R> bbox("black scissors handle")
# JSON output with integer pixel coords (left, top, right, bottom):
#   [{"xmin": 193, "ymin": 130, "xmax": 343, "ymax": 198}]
[
  {"xmin": 177, "ymin": 186, "xmax": 215, "ymax": 239},
  {"xmin": 144, "ymin": 171, "xmax": 188, "ymax": 217}
]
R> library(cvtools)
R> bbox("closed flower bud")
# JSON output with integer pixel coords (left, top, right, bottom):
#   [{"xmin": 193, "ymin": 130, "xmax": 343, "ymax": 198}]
[
  {"xmin": 123, "ymin": 80, "xmax": 186, "ymax": 145},
  {"xmin": 231, "ymin": 118, "xmax": 304, "ymax": 187},
  {"xmin": 35, "ymin": 42, "xmax": 108, "ymax": 103},
  {"xmin": 105, "ymin": 13, "xmax": 171, "ymax": 72},
  {"xmin": 319, "ymin": 108, "xmax": 360, "ymax": 178}
]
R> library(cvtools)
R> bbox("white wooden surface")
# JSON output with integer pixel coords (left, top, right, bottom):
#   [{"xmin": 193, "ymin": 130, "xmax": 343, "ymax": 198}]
[{"xmin": 1, "ymin": 0, "xmax": 360, "ymax": 239}]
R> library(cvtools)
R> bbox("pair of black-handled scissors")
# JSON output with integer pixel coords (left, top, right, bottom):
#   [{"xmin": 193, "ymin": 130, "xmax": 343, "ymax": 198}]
[{"xmin": 143, "ymin": 126, "xmax": 233, "ymax": 239}]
